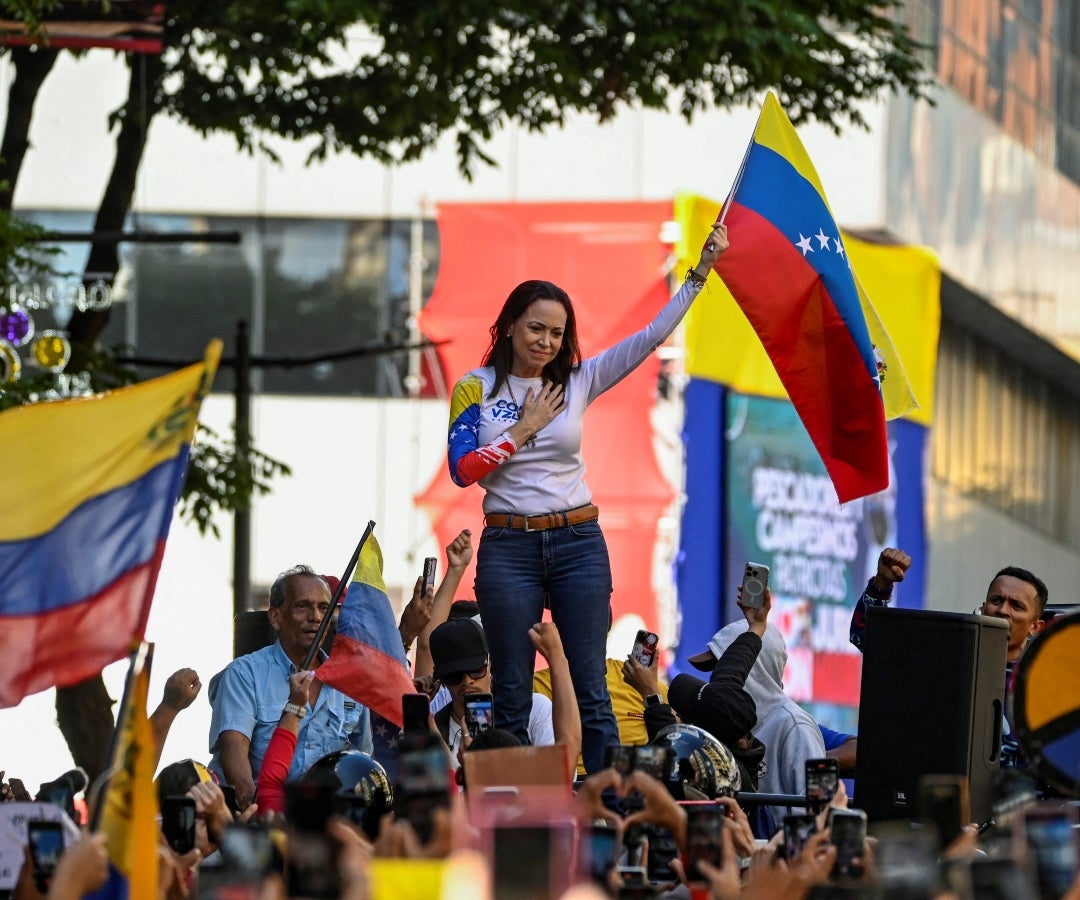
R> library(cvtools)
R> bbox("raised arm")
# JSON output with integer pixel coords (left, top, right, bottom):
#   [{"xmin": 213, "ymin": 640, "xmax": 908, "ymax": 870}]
[
  {"xmin": 150, "ymin": 667, "xmax": 201, "ymax": 768},
  {"xmin": 849, "ymin": 547, "xmax": 911, "ymax": 652},
  {"xmin": 584, "ymin": 222, "xmax": 728, "ymax": 401},
  {"xmin": 414, "ymin": 530, "xmax": 474, "ymax": 680},
  {"xmin": 529, "ymin": 621, "xmax": 582, "ymax": 765}
]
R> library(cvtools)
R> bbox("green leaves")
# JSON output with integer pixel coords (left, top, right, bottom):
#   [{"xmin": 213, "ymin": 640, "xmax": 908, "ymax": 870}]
[{"xmin": 137, "ymin": 0, "xmax": 928, "ymax": 176}]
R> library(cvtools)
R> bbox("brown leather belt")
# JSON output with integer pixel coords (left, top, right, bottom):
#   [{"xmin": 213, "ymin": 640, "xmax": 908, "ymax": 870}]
[{"xmin": 484, "ymin": 504, "xmax": 599, "ymax": 532}]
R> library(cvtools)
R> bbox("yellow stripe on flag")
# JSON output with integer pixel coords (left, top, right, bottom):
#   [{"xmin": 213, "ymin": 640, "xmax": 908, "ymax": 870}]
[
  {"xmin": 0, "ymin": 341, "xmax": 221, "ymax": 540},
  {"xmin": 97, "ymin": 642, "xmax": 159, "ymax": 897}
]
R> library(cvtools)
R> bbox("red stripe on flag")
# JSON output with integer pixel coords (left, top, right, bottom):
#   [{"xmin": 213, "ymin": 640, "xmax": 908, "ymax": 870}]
[
  {"xmin": 0, "ymin": 546, "xmax": 162, "ymax": 707},
  {"xmin": 716, "ymin": 203, "xmax": 888, "ymax": 502},
  {"xmin": 316, "ymin": 633, "xmax": 417, "ymax": 729}
]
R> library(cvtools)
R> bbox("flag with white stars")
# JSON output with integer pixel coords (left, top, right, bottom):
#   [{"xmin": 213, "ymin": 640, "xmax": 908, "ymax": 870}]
[
  {"xmin": 712, "ymin": 91, "xmax": 900, "ymax": 503},
  {"xmin": 316, "ymin": 532, "xmax": 417, "ymax": 729}
]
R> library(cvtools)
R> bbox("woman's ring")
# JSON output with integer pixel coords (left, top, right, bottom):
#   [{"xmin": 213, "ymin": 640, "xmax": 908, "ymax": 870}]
[{"xmin": 706, "ymin": 243, "xmax": 716, "ymax": 252}]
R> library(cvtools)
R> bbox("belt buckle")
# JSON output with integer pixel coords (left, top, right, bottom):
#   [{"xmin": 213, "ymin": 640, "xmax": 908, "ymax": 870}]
[{"xmin": 523, "ymin": 514, "xmax": 538, "ymax": 532}]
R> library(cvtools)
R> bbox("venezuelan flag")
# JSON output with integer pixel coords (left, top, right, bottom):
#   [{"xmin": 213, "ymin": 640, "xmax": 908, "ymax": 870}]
[
  {"xmin": 86, "ymin": 642, "xmax": 159, "ymax": 900},
  {"xmin": 713, "ymin": 92, "xmax": 893, "ymax": 503},
  {"xmin": 317, "ymin": 532, "xmax": 417, "ymax": 729},
  {"xmin": 0, "ymin": 342, "xmax": 220, "ymax": 708}
]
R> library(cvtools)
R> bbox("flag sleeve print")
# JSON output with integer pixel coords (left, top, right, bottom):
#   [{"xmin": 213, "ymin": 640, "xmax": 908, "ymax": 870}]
[{"xmin": 447, "ymin": 373, "xmax": 516, "ymax": 487}]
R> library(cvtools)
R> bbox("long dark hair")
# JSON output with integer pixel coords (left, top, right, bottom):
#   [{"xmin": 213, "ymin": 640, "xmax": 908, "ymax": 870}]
[{"xmin": 481, "ymin": 280, "xmax": 581, "ymax": 398}]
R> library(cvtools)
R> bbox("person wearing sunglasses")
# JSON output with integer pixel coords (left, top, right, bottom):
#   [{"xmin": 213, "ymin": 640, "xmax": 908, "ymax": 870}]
[{"xmin": 429, "ymin": 617, "xmax": 580, "ymax": 770}]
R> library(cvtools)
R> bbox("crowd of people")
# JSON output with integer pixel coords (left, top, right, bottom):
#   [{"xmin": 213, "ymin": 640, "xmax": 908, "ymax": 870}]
[{"xmin": 3, "ymin": 225, "xmax": 1079, "ymax": 898}]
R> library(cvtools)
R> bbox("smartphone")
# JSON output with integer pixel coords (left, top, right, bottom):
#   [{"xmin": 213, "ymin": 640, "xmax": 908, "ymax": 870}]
[
  {"xmin": 615, "ymin": 866, "xmax": 651, "ymax": 898},
  {"xmin": 219, "ymin": 783, "xmax": 239, "ymax": 817},
  {"xmin": 219, "ymin": 824, "xmax": 274, "ymax": 875},
  {"xmin": 806, "ymin": 758, "xmax": 840, "ymax": 812},
  {"xmin": 828, "ymin": 808, "xmax": 867, "ymax": 881},
  {"xmin": 645, "ymin": 825, "xmax": 680, "ymax": 884},
  {"xmin": 631, "ymin": 745, "xmax": 673, "ymax": 782},
  {"xmin": 965, "ymin": 855, "xmax": 1031, "ymax": 899},
  {"xmin": 783, "ymin": 813, "xmax": 818, "ymax": 861},
  {"xmin": 285, "ymin": 782, "xmax": 339, "ymax": 899},
  {"xmin": 740, "ymin": 562, "xmax": 770, "ymax": 609},
  {"xmin": 402, "ymin": 692, "xmax": 431, "ymax": 735},
  {"xmin": 463, "ymin": 692, "xmax": 494, "ymax": 736},
  {"xmin": 161, "ymin": 795, "xmax": 197, "ymax": 854},
  {"xmin": 918, "ymin": 774, "xmax": 970, "ymax": 850},
  {"xmin": 1021, "ymin": 805, "xmax": 1079, "ymax": 897},
  {"xmin": 684, "ymin": 804, "xmax": 726, "ymax": 882},
  {"xmin": 422, "ymin": 557, "xmax": 437, "ymax": 595},
  {"xmin": 394, "ymin": 746, "xmax": 450, "ymax": 844},
  {"xmin": 631, "ymin": 630, "xmax": 659, "ymax": 667},
  {"xmin": 604, "ymin": 745, "xmax": 636, "ymax": 777},
  {"xmin": 27, "ymin": 820, "xmax": 65, "ymax": 893},
  {"xmin": 494, "ymin": 825, "xmax": 572, "ymax": 900},
  {"xmin": 582, "ymin": 823, "xmax": 619, "ymax": 882}
]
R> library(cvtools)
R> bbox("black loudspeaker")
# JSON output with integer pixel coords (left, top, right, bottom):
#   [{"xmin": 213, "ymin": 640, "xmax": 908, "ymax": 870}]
[
  {"xmin": 234, "ymin": 610, "xmax": 275, "ymax": 658},
  {"xmin": 855, "ymin": 607, "xmax": 1009, "ymax": 824}
]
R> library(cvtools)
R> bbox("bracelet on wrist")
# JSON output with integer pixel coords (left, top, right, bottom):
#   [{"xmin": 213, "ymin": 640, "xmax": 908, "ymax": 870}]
[{"xmin": 685, "ymin": 268, "xmax": 707, "ymax": 287}]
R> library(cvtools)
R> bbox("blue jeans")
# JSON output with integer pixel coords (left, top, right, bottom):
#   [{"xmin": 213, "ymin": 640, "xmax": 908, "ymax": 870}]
[{"xmin": 474, "ymin": 516, "xmax": 620, "ymax": 774}]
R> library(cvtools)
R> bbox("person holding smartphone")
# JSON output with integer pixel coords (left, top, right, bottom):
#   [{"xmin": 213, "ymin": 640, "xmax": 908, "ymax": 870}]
[
  {"xmin": 683, "ymin": 583, "xmax": 826, "ymax": 827},
  {"xmin": 429, "ymin": 617, "xmax": 581, "ymax": 772},
  {"xmin": 208, "ymin": 564, "xmax": 374, "ymax": 809},
  {"xmin": 447, "ymin": 225, "xmax": 729, "ymax": 774}
]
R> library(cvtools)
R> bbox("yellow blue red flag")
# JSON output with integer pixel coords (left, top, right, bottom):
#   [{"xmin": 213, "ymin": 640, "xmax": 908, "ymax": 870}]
[
  {"xmin": 713, "ymin": 92, "xmax": 905, "ymax": 503},
  {"xmin": 0, "ymin": 342, "xmax": 221, "ymax": 707},
  {"xmin": 85, "ymin": 642, "xmax": 159, "ymax": 900},
  {"xmin": 316, "ymin": 532, "xmax": 417, "ymax": 729}
]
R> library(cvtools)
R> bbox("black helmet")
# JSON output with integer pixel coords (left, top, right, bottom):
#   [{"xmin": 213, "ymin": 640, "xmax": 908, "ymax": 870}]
[
  {"xmin": 650, "ymin": 723, "xmax": 741, "ymax": 800},
  {"xmin": 300, "ymin": 750, "xmax": 393, "ymax": 839}
]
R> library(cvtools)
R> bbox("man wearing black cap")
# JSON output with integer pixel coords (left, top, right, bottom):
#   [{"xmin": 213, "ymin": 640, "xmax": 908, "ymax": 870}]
[{"xmin": 429, "ymin": 618, "xmax": 557, "ymax": 767}]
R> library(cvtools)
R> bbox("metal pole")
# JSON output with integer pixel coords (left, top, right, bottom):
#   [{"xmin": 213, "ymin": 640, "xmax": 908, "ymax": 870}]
[{"xmin": 233, "ymin": 320, "xmax": 252, "ymax": 658}]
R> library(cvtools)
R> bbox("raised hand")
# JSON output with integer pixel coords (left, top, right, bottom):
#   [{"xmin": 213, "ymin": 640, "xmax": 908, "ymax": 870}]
[{"xmin": 871, "ymin": 547, "xmax": 911, "ymax": 595}]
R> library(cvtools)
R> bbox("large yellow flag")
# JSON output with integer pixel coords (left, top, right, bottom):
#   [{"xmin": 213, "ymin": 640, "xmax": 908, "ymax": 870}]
[{"xmin": 86, "ymin": 642, "xmax": 159, "ymax": 899}]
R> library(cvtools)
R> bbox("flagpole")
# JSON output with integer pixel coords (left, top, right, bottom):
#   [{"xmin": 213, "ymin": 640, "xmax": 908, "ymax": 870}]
[
  {"xmin": 86, "ymin": 640, "xmax": 151, "ymax": 831},
  {"xmin": 718, "ymin": 93, "xmax": 769, "ymax": 225},
  {"xmin": 302, "ymin": 520, "xmax": 376, "ymax": 671}
]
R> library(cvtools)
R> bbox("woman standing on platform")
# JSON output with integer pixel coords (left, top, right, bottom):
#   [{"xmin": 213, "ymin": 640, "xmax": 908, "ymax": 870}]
[{"xmin": 446, "ymin": 223, "xmax": 729, "ymax": 774}]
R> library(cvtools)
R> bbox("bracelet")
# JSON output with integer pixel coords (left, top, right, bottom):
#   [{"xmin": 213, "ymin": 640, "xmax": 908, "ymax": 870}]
[{"xmin": 685, "ymin": 268, "xmax": 707, "ymax": 287}]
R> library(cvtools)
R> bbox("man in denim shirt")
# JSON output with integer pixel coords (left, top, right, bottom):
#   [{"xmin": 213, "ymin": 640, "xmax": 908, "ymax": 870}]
[{"xmin": 208, "ymin": 565, "xmax": 372, "ymax": 808}]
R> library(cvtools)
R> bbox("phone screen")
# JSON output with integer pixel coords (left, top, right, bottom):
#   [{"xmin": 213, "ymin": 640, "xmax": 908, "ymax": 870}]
[
  {"xmin": 493, "ymin": 826, "xmax": 572, "ymax": 900},
  {"xmin": 161, "ymin": 795, "xmax": 197, "ymax": 854},
  {"xmin": 394, "ymin": 747, "xmax": 449, "ymax": 843},
  {"xmin": 632, "ymin": 746, "xmax": 672, "ymax": 781},
  {"xmin": 782, "ymin": 814, "xmax": 817, "ymax": 861},
  {"xmin": 463, "ymin": 693, "xmax": 494, "ymax": 735},
  {"xmin": 829, "ymin": 810, "xmax": 866, "ymax": 880},
  {"xmin": 1024, "ymin": 810, "xmax": 1078, "ymax": 896},
  {"xmin": 28, "ymin": 820, "xmax": 64, "ymax": 888},
  {"xmin": 805, "ymin": 758, "xmax": 839, "ymax": 811},
  {"xmin": 285, "ymin": 783, "xmax": 339, "ymax": 899},
  {"xmin": 918, "ymin": 775, "xmax": 969, "ymax": 850},
  {"xmin": 583, "ymin": 825, "xmax": 618, "ymax": 881},
  {"xmin": 219, "ymin": 824, "xmax": 274, "ymax": 876},
  {"xmin": 604, "ymin": 745, "xmax": 635, "ymax": 777},
  {"xmin": 401, "ymin": 693, "xmax": 431, "ymax": 735},
  {"xmin": 684, "ymin": 805, "xmax": 725, "ymax": 882}
]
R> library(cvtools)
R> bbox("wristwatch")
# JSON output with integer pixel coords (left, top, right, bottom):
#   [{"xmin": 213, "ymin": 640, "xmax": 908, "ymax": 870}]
[
  {"xmin": 283, "ymin": 702, "xmax": 307, "ymax": 719},
  {"xmin": 644, "ymin": 693, "xmax": 664, "ymax": 708}
]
